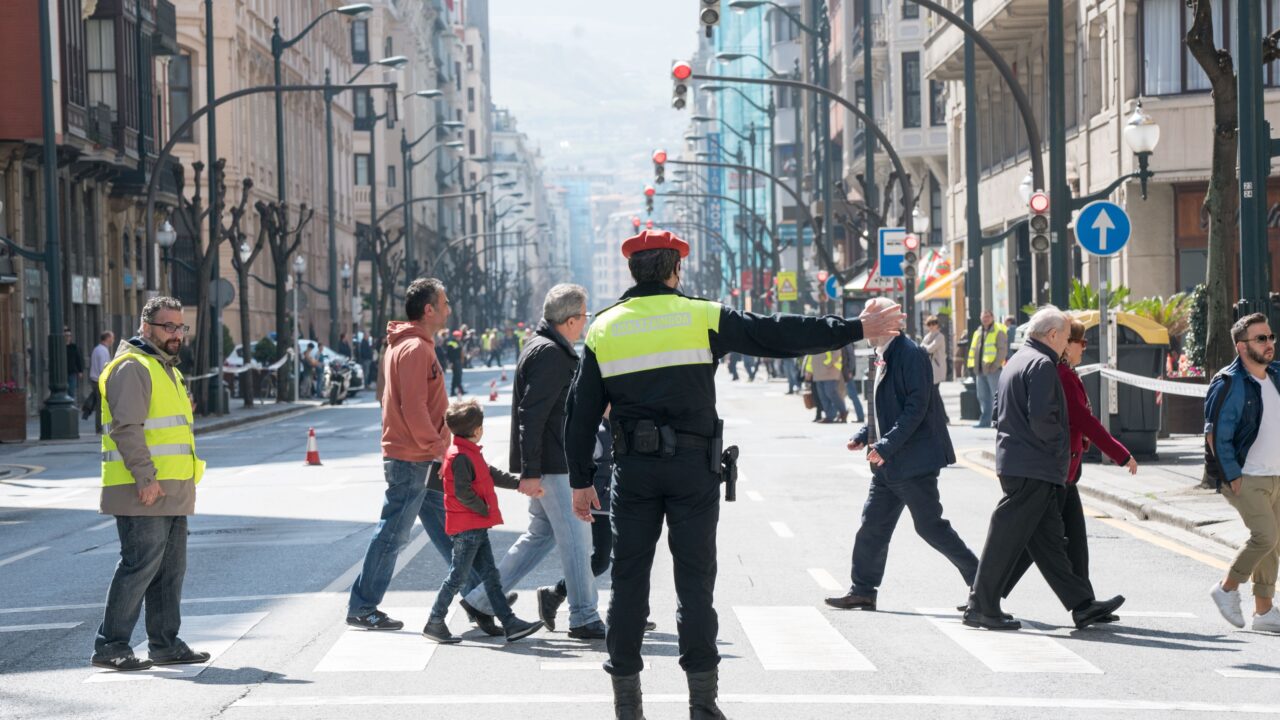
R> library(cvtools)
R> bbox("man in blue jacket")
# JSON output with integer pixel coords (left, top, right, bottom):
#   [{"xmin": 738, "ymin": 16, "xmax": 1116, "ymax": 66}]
[
  {"xmin": 825, "ymin": 298, "xmax": 978, "ymax": 611},
  {"xmin": 1207, "ymin": 312, "xmax": 1280, "ymax": 633}
]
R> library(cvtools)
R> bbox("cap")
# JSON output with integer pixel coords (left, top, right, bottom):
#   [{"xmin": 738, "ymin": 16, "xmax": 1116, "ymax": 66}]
[{"xmin": 621, "ymin": 229, "xmax": 689, "ymax": 259}]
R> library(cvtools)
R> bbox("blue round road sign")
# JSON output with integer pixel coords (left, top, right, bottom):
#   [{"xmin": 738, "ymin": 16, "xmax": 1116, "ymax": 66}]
[
  {"xmin": 825, "ymin": 275, "xmax": 841, "ymax": 300},
  {"xmin": 1074, "ymin": 200, "xmax": 1131, "ymax": 257}
]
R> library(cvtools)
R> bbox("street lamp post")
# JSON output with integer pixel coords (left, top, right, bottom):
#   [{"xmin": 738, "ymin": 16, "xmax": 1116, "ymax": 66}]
[
  {"xmin": 400, "ymin": 117, "xmax": 461, "ymax": 288},
  {"xmin": 292, "ymin": 253, "xmax": 306, "ymax": 403}
]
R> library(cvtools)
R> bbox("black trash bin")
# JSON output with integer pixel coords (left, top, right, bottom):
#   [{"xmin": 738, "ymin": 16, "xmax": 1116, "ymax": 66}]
[
  {"xmin": 956, "ymin": 334, "xmax": 980, "ymax": 421},
  {"xmin": 1077, "ymin": 311, "xmax": 1169, "ymax": 461}
]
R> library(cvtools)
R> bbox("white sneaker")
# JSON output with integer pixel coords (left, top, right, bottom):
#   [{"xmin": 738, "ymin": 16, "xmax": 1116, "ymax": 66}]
[
  {"xmin": 1252, "ymin": 607, "xmax": 1280, "ymax": 633},
  {"xmin": 1210, "ymin": 582, "xmax": 1246, "ymax": 629}
]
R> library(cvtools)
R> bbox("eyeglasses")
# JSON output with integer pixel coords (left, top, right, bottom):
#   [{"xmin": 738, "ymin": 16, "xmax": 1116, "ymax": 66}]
[
  {"xmin": 148, "ymin": 322, "xmax": 191, "ymax": 335},
  {"xmin": 1246, "ymin": 334, "xmax": 1277, "ymax": 345}
]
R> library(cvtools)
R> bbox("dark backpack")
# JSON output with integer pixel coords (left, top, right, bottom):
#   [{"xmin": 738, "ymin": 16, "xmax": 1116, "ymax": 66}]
[{"xmin": 1204, "ymin": 372, "xmax": 1234, "ymax": 489}]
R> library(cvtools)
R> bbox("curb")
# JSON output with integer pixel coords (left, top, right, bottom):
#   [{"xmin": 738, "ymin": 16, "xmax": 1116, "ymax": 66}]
[
  {"xmin": 972, "ymin": 449, "xmax": 1238, "ymax": 551},
  {"xmin": 193, "ymin": 402, "xmax": 320, "ymax": 436}
]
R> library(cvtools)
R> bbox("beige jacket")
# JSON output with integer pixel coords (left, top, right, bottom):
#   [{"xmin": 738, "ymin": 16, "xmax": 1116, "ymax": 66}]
[
  {"xmin": 99, "ymin": 338, "xmax": 197, "ymax": 517},
  {"xmin": 921, "ymin": 330, "xmax": 947, "ymax": 385}
]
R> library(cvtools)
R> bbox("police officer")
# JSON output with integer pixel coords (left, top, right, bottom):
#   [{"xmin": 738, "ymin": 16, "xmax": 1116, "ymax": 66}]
[{"xmin": 564, "ymin": 229, "xmax": 903, "ymax": 720}]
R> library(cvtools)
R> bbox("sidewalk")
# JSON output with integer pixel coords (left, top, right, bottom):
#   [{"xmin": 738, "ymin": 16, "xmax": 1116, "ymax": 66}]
[{"xmin": 938, "ymin": 379, "xmax": 1248, "ymax": 552}]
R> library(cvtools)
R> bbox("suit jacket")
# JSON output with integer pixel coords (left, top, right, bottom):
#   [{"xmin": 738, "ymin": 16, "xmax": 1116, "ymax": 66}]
[{"xmin": 853, "ymin": 336, "xmax": 955, "ymax": 481}]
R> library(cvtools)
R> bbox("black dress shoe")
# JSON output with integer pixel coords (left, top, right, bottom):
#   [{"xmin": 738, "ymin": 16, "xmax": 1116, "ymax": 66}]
[
  {"xmin": 956, "ymin": 603, "xmax": 1013, "ymax": 621},
  {"xmin": 568, "ymin": 619, "xmax": 607, "ymax": 639},
  {"xmin": 825, "ymin": 593, "xmax": 876, "ymax": 611},
  {"xmin": 345, "ymin": 610, "xmax": 404, "ymax": 631},
  {"xmin": 91, "ymin": 654, "xmax": 153, "ymax": 672},
  {"xmin": 536, "ymin": 586, "xmax": 565, "ymax": 632},
  {"xmin": 962, "ymin": 609, "xmax": 1021, "ymax": 631},
  {"xmin": 1098, "ymin": 613, "xmax": 1121, "ymax": 623},
  {"xmin": 460, "ymin": 599, "xmax": 504, "ymax": 637},
  {"xmin": 150, "ymin": 647, "xmax": 211, "ymax": 666},
  {"xmin": 644, "ymin": 620, "xmax": 657, "ymax": 632},
  {"xmin": 1073, "ymin": 595, "xmax": 1125, "ymax": 630},
  {"xmin": 422, "ymin": 620, "xmax": 460, "ymax": 644}
]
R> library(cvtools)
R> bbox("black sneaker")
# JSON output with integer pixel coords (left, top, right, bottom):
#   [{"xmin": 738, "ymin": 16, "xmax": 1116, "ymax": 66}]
[
  {"xmin": 459, "ymin": 599, "xmax": 504, "ymax": 637},
  {"xmin": 536, "ymin": 586, "xmax": 566, "ymax": 632},
  {"xmin": 568, "ymin": 619, "xmax": 607, "ymax": 640},
  {"xmin": 422, "ymin": 620, "xmax": 461, "ymax": 644},
  {"xmin": 150, "ymin": 647, "xmax": 211, "ymax": 666},
  {"xmin": 504, "ymin": 617, "xmax": 544, "ymax": 643},
  {"xmin": 346, "ymin": 610, "xmax": 404, "ymax": 631},
  {"xmin": 644, "ymin": 620, "xmax": 657, "ymax": 632},
  {"xmin": 91, "ymin": 654, "xmax": 153, "ymax": 672}
]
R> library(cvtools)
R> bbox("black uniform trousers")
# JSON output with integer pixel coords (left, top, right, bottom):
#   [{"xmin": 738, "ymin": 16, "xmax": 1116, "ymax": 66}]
[
  {"xmin": 605, "ymin": 447, "xmax": 720, "ymax": 677},
  {"xmin": 1002, "ymin": 482, "xmax": 1093, "ymax": 600},
  {"xmin": 969, "ymin": 476, "xmax": 1093, "ymax": 617}
]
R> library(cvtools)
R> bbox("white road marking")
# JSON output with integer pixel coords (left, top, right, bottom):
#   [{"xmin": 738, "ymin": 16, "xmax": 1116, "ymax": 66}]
[
  {"xmin": 0, "ymin": 546, "xmax": 49, "ymax": 568},
  {"xmin": 86, "ymin": 612, "xmax": 267, "ymax": 682},
  {"xmin": 921, "ymin": 611, "xmax": 1101, "ymax": 674},
  {"xmin": 1, "ymin": 488, "xmax": 87, "ymax": 508},
  {"xmin": 0, "ymin": 622, "xmax": 82, "ymax": 632},
  {"xmin": 87, "ymin": 519, "xmax": 116, "ymax": 532},
  {"xmin": 733, "ymin": 606, "xmax": 875, "ymax": 671},
  {"xmin": 1217, "ymin": 667, "xmax": 1280, "ymax": 679},
  {"xmin": 1119, "ymin": 611, "xmax": 1198, "ymax": 619},
  {"xmin": 322, "ymin": 529, "xmax": 429, "ymax": 593},
  {"xmin": 0, "ymin": 592, "xmax": 336, "ymax": 616},
  {"xmin": 315, "ymin": 607, "xmax": 453, "ymax": 672},
  {"xmin": 228, "ymin": 693, "xmax": 1280, "ymax": 712},
  {"xmin": 82, "ymin": 538, "xmax": 337, "ymax": 554},
  {"xmin": 540, "ymin": 661, "xmax": 650, "ymax": 671},
  {"xmin": 769, "ymin": 521, "xmax": 794, "ymax": 539},
  {"xmin": 744, "ymin": 490, "xmax": 764, "ymax": 502},
  {"xmin": 807, "ymin": 568, "xmax": 844, "ymax": 592}
]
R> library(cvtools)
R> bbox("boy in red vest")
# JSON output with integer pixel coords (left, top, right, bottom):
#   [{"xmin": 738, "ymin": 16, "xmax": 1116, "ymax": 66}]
[{"xmin": 423, "ymin": 399, "xmax": 544, "ymax": 644}]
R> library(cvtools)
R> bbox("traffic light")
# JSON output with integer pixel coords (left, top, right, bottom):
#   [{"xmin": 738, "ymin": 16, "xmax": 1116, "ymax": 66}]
[
  {"xmin": 700, "ymin": 0, "xmax": 721, "ymax": 36},
  {"xmin": 644, "ymin": 184, "xmax": 655, "ymax": 213},
  {"xmin": 646, "ymin": 219, "xmax": 654, "ymax": 229},
  {"xmin": 653, "ymin": 149, "xmax": 667, "ymax": 184},
  {"xmin": 1028, "ymin": 191, "xmax": 1050, "ymax": 254},
  {"xmin": 631, "ymin": 216, "xmax": 642, "ymax": 230},
  {"xmin": 672, "ymin": 61, "xmax": 692, "ymax": 110},
  {"xmin": 903, "ymin": 233, "xmax": 920, "ymax": 280}
]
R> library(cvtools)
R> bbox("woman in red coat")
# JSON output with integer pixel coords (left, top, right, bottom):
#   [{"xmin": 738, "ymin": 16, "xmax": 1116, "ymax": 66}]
[{"xmin": 1001, "ymin": 318, "xmax": 1137, "ymax": 611}]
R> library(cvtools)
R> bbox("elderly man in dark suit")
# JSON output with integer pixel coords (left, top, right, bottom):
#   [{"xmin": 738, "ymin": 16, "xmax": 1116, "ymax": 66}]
[{"xmin": 825, "ymin": 298, "xmax": 979, "ymax": 611}]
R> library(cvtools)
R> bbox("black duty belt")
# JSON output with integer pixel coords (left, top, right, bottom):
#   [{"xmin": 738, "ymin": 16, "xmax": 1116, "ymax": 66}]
[{"xmin": 613, "ymin": 420, "xmax": 711, "ymax": 457}]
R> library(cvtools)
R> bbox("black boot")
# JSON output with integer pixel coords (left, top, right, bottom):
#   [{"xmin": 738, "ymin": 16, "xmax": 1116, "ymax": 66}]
[
  {"xmin": 687, "ymin": 668, "xmax": 728, "ymax": 719},
  {"xmin": 611, "ymin": 673, "xmax": 645, "ymax": 720}
]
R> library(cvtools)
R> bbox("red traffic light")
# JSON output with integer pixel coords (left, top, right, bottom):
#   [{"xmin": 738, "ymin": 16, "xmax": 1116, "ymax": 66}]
[
  {"xmin": 646, "ymin": 219, "xmax": 654, "ymax": 229},
  {"xmin": 1029, "ymin": 191, "xmax": 1050, "ymax": 214},
  {"xmin": 903, "ymin": 233, "xmax": 920, "ymax": 252},
  {"xmin": 652, "ymin": 149, "xmax": 667, "ymax": 164},
  {"xmin": 672, "ymin": 61, "xmax": 693, "ymax": 81},
  {"xmin": 816, "ymin": 270, "xmax": 829, "ymax": 283},
  {"xmin": 643, "ymin": 185, "xmax": 656, "ymax": 197},
  {"xmin": 731, "ymin": 288, "xmax": 740, "ymax": 297},
  {"xmin": 631, "ymin": 216, "xmax": 641, "ymax": 228}
]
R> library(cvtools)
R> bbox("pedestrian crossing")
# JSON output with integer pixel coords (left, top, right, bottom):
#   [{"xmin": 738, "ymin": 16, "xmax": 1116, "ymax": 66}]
[
  {"xmin": 86, "ymin": 612, "xmax": 267, "ymax": 683},
  {"xmin": 917, "ymin": 608, "xmax": 1102, "ymax": 674}
]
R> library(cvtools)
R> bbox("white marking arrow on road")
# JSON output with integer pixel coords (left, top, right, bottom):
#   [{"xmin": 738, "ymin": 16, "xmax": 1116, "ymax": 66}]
[{"xmin": 1092, "ymin": 208, "xmax": 1115, "ymax": 251}]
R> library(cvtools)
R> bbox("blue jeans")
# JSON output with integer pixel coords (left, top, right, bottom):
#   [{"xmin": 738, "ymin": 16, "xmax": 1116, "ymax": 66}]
[
  {"xmin": 844, "ymin": 378, "xmax": 866, "ymax": 423},
  {"xmin": 430, "ymin": 529, "xmax": 513, "ymax": 625},
  {"xmin": 975, "ymin": 371, "xmax": 1000, "ymax": 427},
  {"xmin": 783, "ymin": 358, "xmax": 801, "ymax": 393},
  {"xmin": 94, "ymin": 516, "xmax": 188, "ymax": 660},
  {"xmin": 464, "ymin": 473, "xmax": 600, "ymax": 627},
  {"xmin": 347, "ymin": 460, "xmax": 479, "ymax": 617},
  {"xmin": 849, "ymin": 471, "xmax": 979, "ymax": 597},
  {"xmin": 815, "ymin": 380, "xmax": 845, "ymax": 421}
]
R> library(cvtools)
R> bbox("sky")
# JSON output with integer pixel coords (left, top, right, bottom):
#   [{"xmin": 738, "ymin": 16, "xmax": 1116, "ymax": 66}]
[{"xmin": 488, "ymin": 0, "xmax": 702, "ymax": 183}]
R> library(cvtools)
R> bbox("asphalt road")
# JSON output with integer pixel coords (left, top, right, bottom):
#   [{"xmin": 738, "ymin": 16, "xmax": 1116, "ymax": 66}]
[{"xmin": 0, "ymin": 364, "xmax": 1276, "ymax": 720}]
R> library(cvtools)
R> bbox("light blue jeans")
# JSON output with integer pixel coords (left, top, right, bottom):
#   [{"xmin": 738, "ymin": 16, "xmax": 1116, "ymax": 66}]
[
  {"xmin": 462, "ymin": 473, "xmax": 601, "ymax": 628},
  {"xmin": 975, "ymin": 371, "xmax": 1001, "ymax": 427}
]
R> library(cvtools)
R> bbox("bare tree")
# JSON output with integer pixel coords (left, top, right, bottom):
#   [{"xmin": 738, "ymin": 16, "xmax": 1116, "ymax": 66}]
[
  {"xmin": 225, "ymin": 178, "xmax": 265, "ymax": 407},
  {"xmin": 254, "ymin": 200, "xmax": 314, "ymax": 401},
  {"xmin": 364, "ymin": 226, "xmax": 403, "ymax": 335}
]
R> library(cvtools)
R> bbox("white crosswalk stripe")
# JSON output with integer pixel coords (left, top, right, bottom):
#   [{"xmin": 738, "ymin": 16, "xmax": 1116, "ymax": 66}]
[
  {"xmin": 918, "ymin": 608, "xmax": 1102, "ymax": 674},
  {"xmin": 86, "ymin": 612, "xmax": 267, "ymax": 683},
  {"xmin": 315, "ymin": 607, "xmax": 452, "ymax": 673},
  {"xmin": 733, "ymin": 606, "xmax": 876, "ymax": 671}
]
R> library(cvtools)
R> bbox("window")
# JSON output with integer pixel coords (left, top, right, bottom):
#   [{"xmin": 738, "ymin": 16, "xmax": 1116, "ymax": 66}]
[
  {"xmin": 351, "ymin": 19, "xmax": 369, "ymax": 64},
  {"xmin": 384, "ymin": 36, "xmax": 393, "ymax": 58},
  {"xmin": 467, "ymin": 87, "xmax": 475, "ymax": 113},
  {"xmin": 902, "ymin": 52, "xmax": 921, "ymax": 128},
  {"xmin": 902, "ymin": 0, "xmax": 919, "ymax": 19},
  {"xmin": 353, "ymin": 88, "xmax": 372, "ymax": 130},
  {"xmin": 771, "ymin": 9, "xmax": 798, "ymax": 42},
  {"xmin": 929, "ymin": 80, "xmax": 945, "ymax": 126},
  {"xmin": 1141, "ymin": 0, "xmax": 1280, "ymax": 95},
  {"xmin": 455, "ymin": 62, "xmax": 462, "ymax": 90},
  {"xmin": 168, "ymin": 54, "xmax": 193, "ymax": 141},
  {"xmin": 355, "ymin": 154, "xmax": 370, "ymax": 186},
  {"xmin": 86, "ymin": 19, "xmax": 117, "ymax": 113},
  {"xmin": 466, "ymin": 44, "xmax": 475, "ymax": 69},
  {"xmin": 928, "ymin": 172, "xmax": 943, "ymax": 246},
  {"xmin": 468, "ymin": 129, "xmax": 476, "ymax": 155},
  {"xmin": 387, "ymin": 165, "xmax": 397, "ymax": 188}
]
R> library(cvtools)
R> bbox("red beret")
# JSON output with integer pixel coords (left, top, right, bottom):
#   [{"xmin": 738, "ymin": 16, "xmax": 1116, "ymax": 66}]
[
  {"xmin": 452, "ymin": 330, "xmax": 462, "ymax": 338},
  {"xmin": 621, "ymin": 229, "xmax": 689, "ymax": 259}
]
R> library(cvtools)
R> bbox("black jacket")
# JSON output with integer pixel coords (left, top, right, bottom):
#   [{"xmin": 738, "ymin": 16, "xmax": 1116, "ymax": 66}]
[
  {"xmin": 565, "ymin": 282, "xmax": 865, "ymax": 489},
  {"xmin": 995, "ymin": 337, "xmax": 1069, "ymax": 485},
  {"xmin": 510, "ymin": 320, "xmax": 579, "ymax": 477},
  {"xmin": 852, "ymin": 336, "xmax": 954, "ymax": 481}
]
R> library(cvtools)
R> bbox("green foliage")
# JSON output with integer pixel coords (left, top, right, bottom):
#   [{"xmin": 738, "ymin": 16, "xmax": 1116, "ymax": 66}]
[
  {"xmin": 1068, "ymin": 278, "xmax": 1131, "ymax": 311},
  {"xmin": 1127, "ymin": 292, "xmax": 1193, "ymax": 339},
  {"xmin": 936, "ymin": 304, "xmax": 953, "ymax": 317},
  {"xmin": 1183, "ymin": 283, "xmax": 1209, "ymax": 368},
  {"xmin": 252, "ymin": 336, "xmax": 277, "ymax": 365},
  {"xmin": 222, "ymin": 325, "xmax": 235, "ymax": 362}
]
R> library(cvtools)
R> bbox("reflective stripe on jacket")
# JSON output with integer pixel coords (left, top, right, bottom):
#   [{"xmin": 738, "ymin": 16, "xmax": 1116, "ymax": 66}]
[
  {"xmin": 100, "ymin": 352, "xmax": 203, "ymax": 487},
  {"xmin": 967, "ymin": 323, "xmax": 1007, "ymax": 370},
  {"xmin": 587, "ymin": 293, "xmax": 720, "ymax": 378}
]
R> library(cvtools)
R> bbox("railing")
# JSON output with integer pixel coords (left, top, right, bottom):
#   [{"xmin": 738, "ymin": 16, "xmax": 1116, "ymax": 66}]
[{"xmin": 354, "ymin": 187, "xmax": 372, "ymax": 205}]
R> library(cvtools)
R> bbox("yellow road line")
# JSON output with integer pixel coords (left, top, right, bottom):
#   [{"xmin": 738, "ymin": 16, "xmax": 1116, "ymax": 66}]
[{"xmin": 955, "ymin": 450, "xmax": 1229, "ymax": 572}]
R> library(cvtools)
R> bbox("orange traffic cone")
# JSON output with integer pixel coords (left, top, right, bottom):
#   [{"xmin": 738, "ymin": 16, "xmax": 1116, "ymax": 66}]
[
  {"xmin": 500, "ymin": 370, "xmax": 508, "ymax": 382},
  {"xmin": 489, "ymin": 380, "xmax": 498, "ymax": 402},
  {"xmin": 304, "ymin": 427, "xmax": 323, "ymax": 466}
]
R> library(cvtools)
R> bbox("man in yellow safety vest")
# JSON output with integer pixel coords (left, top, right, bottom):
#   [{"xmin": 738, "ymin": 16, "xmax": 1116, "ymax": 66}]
[{"xmin": 967, "ymin": 309, "xmax": 1008, "ymax": 428}]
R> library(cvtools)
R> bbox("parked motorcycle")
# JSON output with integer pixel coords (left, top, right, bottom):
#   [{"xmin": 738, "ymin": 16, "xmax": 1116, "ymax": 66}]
[{"xmin": 324, "ymin": 359, "xmax": 353, "ymax": 405}]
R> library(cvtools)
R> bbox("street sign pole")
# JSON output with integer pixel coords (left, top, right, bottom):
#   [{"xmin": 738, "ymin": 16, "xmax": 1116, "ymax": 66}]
[
  {"xmin": 1075, "ymin": 200, "xmax": 1131, "ymax": 437},
  {"xmin": 1098, "ymin": 259, "xmax": 1110, "ymax": 435}
]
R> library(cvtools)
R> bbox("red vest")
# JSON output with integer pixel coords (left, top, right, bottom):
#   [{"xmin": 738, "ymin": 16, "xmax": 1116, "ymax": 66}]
[{"xmin": 442, "ymin": 437, "xmax": 503, "ymax": 535}]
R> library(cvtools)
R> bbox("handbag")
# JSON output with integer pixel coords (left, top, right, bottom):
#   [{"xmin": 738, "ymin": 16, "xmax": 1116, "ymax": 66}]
[{"xmin": 802, "ymin": 390, "xmax": 816, "ymax": 410}]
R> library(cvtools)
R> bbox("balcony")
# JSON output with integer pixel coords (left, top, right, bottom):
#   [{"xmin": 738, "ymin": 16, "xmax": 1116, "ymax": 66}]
[
  {"xmin": 923, "ymin": 0, "xmax": 1046, "ymax": 81},
  {"xmin": 153, "ymin": 0, "xmax": 178, "ymax": 56}
]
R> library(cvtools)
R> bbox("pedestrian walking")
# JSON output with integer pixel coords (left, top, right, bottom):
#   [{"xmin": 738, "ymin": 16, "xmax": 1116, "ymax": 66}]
[
  {"xmin": 337, "ymin": 333, "xmax": 353, "ymax": 359},
  {"xmin": 967, "ymin": 310, "xmax": 1007, "ymax": 428},
  {"xmin": 447, "ymin": 330, "xmax": 465, "ymax": 395},
  {"xmin": 357, "ymin": 331, "xmax": 373, "ymax": 390},
  {"xmin": 423, "ymin": 399, "xmax": 545, "ymax": 644},
  {"xmin": 965, "ymin": 306, "xmax": 1125, "ymax": 631},
  {"xmin": 1206, "ymin": 312, "xmax": 1280, "ymax": 633},
  {"xmin": 804, "ymin": 349, "xmax": 847, "ymax": 423},
  {"xmin": 921, "ymin": 316, "xmax": 948, "ymax": 422},
  {"xmin": 726, "ymin": 352, "xmax": 740, "ymax": 380},
  {"xmin": 82, "ymin": 330, "xmax": 115, "ymax": 432},
  {"xmin": 92, "ymin": 297, "xmax": 209, "ymax": 672},
  {"xmin": 458, "ymin": 284, "xmax": 605, "ymax": 639},
  {"xmin": 826, "ymin": 298, "xmax": 977, "ymax": 612},
  {"xmin": 563, "ymin": 229, "xmax": 905, "ymax": 720},
  {"xmin": 1001, "ymin": 316, "xmax": 1136, "ymax": 609},
  {"xmin": 66, "ymin": 327, "xmax": 84, "ymax": 405},
  {"xmin": 782, "ymin": 356, "xmax": 801, "ymax": 395},
  {"xmin": 840, "ymin": 340, "xmax": 866, "ymax": 423},
  {"xmin": 347, "ymin": 279, "xmax": 498, "ymax": 632}
]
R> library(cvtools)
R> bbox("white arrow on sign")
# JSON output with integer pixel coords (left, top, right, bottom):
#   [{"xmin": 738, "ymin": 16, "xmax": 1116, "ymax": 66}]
[{"xmin": 1092, "ymin": 208, "xmax": 1115, "ymax": 251}]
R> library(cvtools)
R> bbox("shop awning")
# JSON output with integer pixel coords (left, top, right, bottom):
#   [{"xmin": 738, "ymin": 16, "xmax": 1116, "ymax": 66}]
[{"xmin": 917, "ymin": 268, "xmax": 965, "ymax": 302}]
